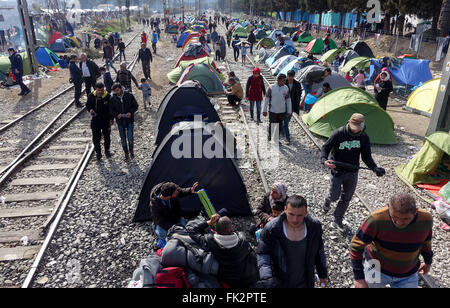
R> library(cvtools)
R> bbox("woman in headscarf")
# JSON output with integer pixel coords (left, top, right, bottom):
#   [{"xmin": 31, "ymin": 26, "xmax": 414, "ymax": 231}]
[
  {"xmin": 254, "ymin": 183, "xmax": 288, "ymax": 230},
  {"xmin": 374, "ymin": 71, "xmax": 393, "ymax": 110},
  {"xmin": 219, "ymin": 35, "xmax": 226, "ymax": 61}
]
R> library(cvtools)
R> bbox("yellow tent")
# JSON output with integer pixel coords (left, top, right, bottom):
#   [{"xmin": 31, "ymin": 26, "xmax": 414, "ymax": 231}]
[
  {"xmin": 67, "ymin": 36, "xmax": 81, "ymax": 48},
  {"xmin": 406, "ymin": 78, "xmax": 440, "ymax": 116}
]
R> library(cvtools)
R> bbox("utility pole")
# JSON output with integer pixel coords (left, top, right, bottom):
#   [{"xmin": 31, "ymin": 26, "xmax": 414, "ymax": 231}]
[
  {"xmin": 181, "ymin": 0, "xmax": 184, "ymax": 24},
  {"xmin": 249, "ymin": 0, "xmax": 254, "ymax": 18},
  {"xmin": 17, "ymin": 0, "xmax": 39, "ymax": 76},
  {"xmin": 427, "ymin": 51, "xmax": 450, "ymax": 135}
]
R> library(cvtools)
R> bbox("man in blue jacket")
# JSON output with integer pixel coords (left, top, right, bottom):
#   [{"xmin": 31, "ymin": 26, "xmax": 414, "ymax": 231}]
[
  {"xmin": 69, "ymin": 55, "xmax": 83, "ymax": 108},
  {"xmin": 137, "ymin": 43, "xmax": 153, "ymax": 80},
  {"xmin": 8, "ymin": 47, "xmax": 31, "ymax": 96}
]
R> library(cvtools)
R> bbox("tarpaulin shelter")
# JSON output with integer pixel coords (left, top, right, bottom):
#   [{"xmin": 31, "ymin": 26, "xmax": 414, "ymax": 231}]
[
  {"xmin": 349, "ymin": 41, "xmax": 374, "ymax": 58},
  {"xmin": 265, "ymin": 46, "xmax": 293, "ymax": 67},
  {"xmin": 133, "ymin": 121, "xmax": 252, "ymax": 222},
  {"xmin": 155, "ymin": 80, "xmax": 220, "ymax": 145},
  {"xmin": 270, "ymin": 55, "xmax": 297, "ymax": 76},
  {"xmin": 177, "ymin": 63, "xmax": 225, "ymax": 95},
  {"xmin": 369, "ymin": 58, "xmax": 432, "ymax": 86},
  {"xmin": 341, "ymin": 56, "xmax": 371, "ymax": 73},
  {"xmin": 395, "ymin": 132, "xmax": 450, "ymax": 185},
  {"xmin": 35, "ymin": 47, "xmax": 60, "ymax": 68},
  {"xmin": 405, "ymin": 78, "xmax": 439, "ymax": 116},
  {"xmin": 302, "ymin": 87, "xmax": 397, "ymax": 144}
]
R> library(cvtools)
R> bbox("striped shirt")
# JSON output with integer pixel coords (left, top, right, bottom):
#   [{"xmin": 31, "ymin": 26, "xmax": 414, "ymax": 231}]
[{"xmin": 350, "ymin": 206, "xmax": 433, "ymax": 280}]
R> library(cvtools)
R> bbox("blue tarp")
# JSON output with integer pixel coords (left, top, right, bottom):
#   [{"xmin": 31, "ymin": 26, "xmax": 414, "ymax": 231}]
[
  {"xmin": 177, "ymin": 32, "xmax": 189, "ymax": 48},
  {"xmin": 369, "ymin": 58, "xmax": 432, "ymax": 86}
]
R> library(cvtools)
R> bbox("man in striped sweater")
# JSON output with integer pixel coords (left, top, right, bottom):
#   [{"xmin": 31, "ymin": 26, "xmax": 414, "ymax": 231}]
[{"xmin": 350, "ymin": 193, "xmax": 433, "ymax": 288}]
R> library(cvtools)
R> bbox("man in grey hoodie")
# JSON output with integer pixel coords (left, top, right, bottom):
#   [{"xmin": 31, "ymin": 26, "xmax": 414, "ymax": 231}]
[{"xmin": 263, "ymin": 74, "xmax": 292, "ymax": 142}]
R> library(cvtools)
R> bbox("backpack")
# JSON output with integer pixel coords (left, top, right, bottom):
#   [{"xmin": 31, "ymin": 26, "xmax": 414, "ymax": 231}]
[{"xmin": 153, "ymin": 267, "xmax": 191, "ymax": 288}]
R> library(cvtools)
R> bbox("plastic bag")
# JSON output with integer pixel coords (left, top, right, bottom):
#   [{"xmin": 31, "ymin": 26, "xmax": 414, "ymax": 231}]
[
  {"xmin": 304, "ymin": 93, "xmax": 318, "ymax": 105},
  {"xmin": 439, "ymin": 182, "xmax": 450, "ymax": 203}
]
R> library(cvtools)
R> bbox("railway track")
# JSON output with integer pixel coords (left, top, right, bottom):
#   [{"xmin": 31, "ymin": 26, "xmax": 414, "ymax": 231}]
[
  {"xmin": 0, "ymin": 30, "xmax": 141, "ymax": 178},
  {"xmin": 0, "ymin": 48, "xmax": 141, "ymax": 288}
]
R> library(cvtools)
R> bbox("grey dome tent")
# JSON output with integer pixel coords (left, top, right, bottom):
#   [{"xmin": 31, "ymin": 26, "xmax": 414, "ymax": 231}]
[
  {"xmin": 155, "ymin": 80, "xmax": 221, "ymax": 145},
  {"xmin": 349, "ymin": 41, "xmax": 374, "ymax": 58},
  {"xmin": 295, "ymin": 64, "xmax": 351, "ymax": 92},
  {"xmin": 341, "ymin": 49, "xmax": 360, "ymax": 67},
  {"xmin": 133, "ymin": 121, "xmax": 252, "ymax": 222}
]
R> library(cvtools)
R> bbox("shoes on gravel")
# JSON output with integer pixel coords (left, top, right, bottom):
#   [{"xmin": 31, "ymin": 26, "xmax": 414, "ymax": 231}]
[{"xmin": 323, "ymin": 199, "xmax": 331, "ymax": 213}]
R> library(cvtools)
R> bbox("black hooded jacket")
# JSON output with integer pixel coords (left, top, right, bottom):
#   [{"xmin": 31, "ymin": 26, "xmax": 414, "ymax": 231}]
[{"xmin": 188, "ymin": 220, "xmax": 259, "ymax": 288}]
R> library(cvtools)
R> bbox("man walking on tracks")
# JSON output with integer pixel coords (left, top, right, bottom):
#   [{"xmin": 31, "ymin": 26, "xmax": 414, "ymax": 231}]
[
  {"xmin": 86, "ymin": 82, "xmax": 113, "ymax": 161},
  {"xmin": 109, "ymin": 83, "xmax": 139, "ymax": 160},
  {"xmin": 350, "ymin": 193, "xmax": 433, "ymax": 288},
  {"xmin": 69, "ymin": 55, "xmax": 83, "ymax": 108},
  {"xmin": 321, "ymin": 113, "xmax": 385, "ymax": 231},
  {"xmin": 257, "ymin": 195, "xmax": 328, "ymax": 288},
  {"xmin": 8, "ymin": 47, "xmax": 31, "ymax": 96},
  {"xmin": 79, "ymin": 53, "xmax": 100, "ymax": 97},
  {"xmin": 137, "ymin": 43, "xmax": 153, "ymax": 80},
  {"xmin": 263, "ymin": 74, "xmax": 291, "ymax": 143},
  {"xmin": 115, "ymin": 62, "xmax": 139, "ymax": 93}
]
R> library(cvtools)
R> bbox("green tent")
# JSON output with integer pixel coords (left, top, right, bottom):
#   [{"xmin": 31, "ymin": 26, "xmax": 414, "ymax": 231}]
[
  {"xmin": 233, "ymin": 27, "xmax": 248, "ymax": 38},
  {"xmin": 256, "ymin": 37, "xmax": 275, "ymax": 49},
  {"xmin": 297, "ymin": 32, "xmax": 313, "ymax": 43},
  {"xmin": 395, "ymin": 132, "xmax": 450, "ymax": 185},
  {"xmin": 282, "ymin": 27, "xmax": 296, "ymax": 35},
  {"xmin": 302, "ymin": 87, "xmax": 397, "ymax": 145},
  {"xmin": 341, "ymin": 56, "xmax": 371, "ymax": 73},
  {"xmin": 245, "ymin": 24, "xmax": 253, "ymax": 33},
  {"xmin": 320, "ymin": 48, "xmax": 344, "ymax": 63},
  {"xmin": 254, "ymin": 29, "xmax": 267, "ymax": 40},
  {"xmin": 0, "ymin": 52, "xmax": 31, "ymax": 77},
  {"xmin": 167, "ymin": 57, "xmax": 224, "ymax": 84},
  {"xmin": 177, "ymin": 63, "xmax": 225, "ymax": 95}
]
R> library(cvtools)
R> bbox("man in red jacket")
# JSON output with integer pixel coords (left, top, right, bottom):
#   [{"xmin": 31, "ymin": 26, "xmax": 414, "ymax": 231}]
[{"xmin": 245, "ymin": 67, "xmax": 266, "ymax": 124}]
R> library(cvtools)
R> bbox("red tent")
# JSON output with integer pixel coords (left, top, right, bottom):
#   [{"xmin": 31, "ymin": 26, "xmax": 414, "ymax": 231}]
[{"xmin": 48, "ymin": 32, "xmax": 63, "ymax": 45}]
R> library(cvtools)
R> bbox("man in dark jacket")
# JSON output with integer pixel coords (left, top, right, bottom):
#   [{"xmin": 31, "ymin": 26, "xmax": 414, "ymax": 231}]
[
  {"xmin": 284, "ymin": 70, "xmax": 303, "ymax": 144},
  {"xmin": 257, "ymin": 195, "xmax": 328, "ymax": 288},
  {"xmin": 69, "ymin": 55, "xmax": 83, "ymax": 108},
  {"xmin": 115, "ymin": 62, "xmax": 139, "ymax": 93},
  {"xmin": 85, "ymin": 82, "xmax": 113, "ymax": 160},
  {"xmin": 8, "ymin": 47, "xmax": 30, "ymax": 96},
  {"xmin": 117, "ymin": 38, "xmax": 126, "ymax": 62},
  {"xmin": 188, "ymin": 215, "xmax": 260, "ymax": 288},
  {"xmin": 79, "ymin": 53, "xmax": 100, "ymax": 97},
  {"xmin": 150, "ymin": 182, "xmax": 199, "ymax": 244},
  {"xmin": 109, "ymin": 83, "xmax": 139, "ymax": 160},
  {"xmin": 320, "ymin": 113, "xmax": 385, "ymax": 230},
  {"xmin": 137, "ymin": 43, "xmax": 153, "ymax": 80},
  {"xmin": 247, "ymin": 31, "xmax": 256, "ymax": 54},
  {"xmin": 103, "ymin": 41, "xmax": 117, "ymax": 73}
]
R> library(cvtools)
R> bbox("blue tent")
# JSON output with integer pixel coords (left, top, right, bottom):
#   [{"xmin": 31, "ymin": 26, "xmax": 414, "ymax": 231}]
[
  {"xmin": 35, "ymin": 47, "xmax": 60, "ymax": 67},
  {"xmin": 177, "ymin": 32, "xmax": 190, "ymax": 48},
  {"xmin": 50, "ymin": 39, "xmax": 69, "ymax": 52},
  {"xmin": 277, "ymin": 57, "xmax": 307, "ymax": 77},
  {"xmin": 369, "ymin": 58, "xmax": 432, "ymax": 86}
]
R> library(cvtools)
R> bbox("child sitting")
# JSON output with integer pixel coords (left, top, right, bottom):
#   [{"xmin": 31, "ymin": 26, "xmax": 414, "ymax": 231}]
[{"xmin": 139, "ymin": 78, "xmax": 152, "ymax": 110}]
